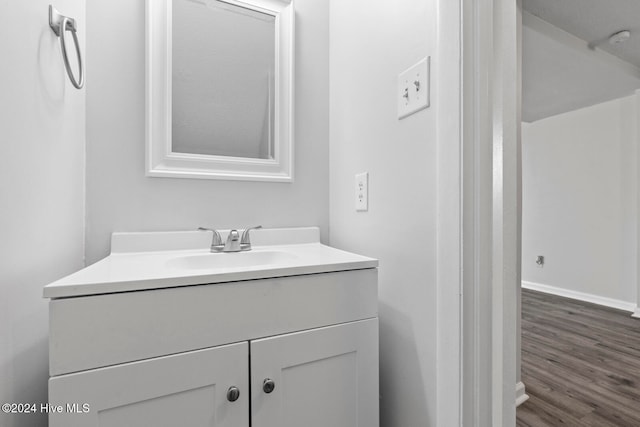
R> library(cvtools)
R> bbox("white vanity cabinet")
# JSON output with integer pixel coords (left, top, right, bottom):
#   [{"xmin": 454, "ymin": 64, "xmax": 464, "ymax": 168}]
[
  {"xmin": 47, "ymin": 268, "xmax": 379, "ymax": 427},
  {"xmin": 250, "ymin": 319, "xmax": 378, "ymax": 427},
  {"xmin": 49, "ymin": 342, "xmax": 250, "ymax": 427}
]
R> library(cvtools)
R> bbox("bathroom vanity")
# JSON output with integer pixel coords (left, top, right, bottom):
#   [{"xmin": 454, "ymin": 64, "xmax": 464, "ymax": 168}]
[{"xmin": 44, "ymin": 227, "xmax": 379, "ymax": 427}]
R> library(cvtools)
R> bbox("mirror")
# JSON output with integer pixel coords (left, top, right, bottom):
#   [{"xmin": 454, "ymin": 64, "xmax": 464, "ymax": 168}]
[{"xmin": 146, "ymin": 0, "xmax": 294, "ymax": 182}]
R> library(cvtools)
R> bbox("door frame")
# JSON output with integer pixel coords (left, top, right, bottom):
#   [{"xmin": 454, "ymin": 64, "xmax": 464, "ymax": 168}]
[{"xmin": 452, "ymin": 0, "xmax": 522, "ymax": 425}]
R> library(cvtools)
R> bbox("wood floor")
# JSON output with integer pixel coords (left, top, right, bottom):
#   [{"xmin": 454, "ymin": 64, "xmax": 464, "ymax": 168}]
[{"xmin": 516, "ymin": 289, "xmax": 640, "ymax": 427}]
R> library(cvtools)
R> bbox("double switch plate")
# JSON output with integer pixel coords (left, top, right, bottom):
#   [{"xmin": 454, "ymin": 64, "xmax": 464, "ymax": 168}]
[{"xmin": 398, "ymin": 57, "xmax": 430, "ymax": 119}]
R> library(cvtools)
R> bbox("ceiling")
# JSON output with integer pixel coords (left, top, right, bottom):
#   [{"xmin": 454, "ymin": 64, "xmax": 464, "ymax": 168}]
[
  {"xmin": 522, "ymin": 0, "xmax": 640, "ymax": 122},
  {"xmin": 523, "ymin": 0, "xmax": 640, "ymax": 66}
]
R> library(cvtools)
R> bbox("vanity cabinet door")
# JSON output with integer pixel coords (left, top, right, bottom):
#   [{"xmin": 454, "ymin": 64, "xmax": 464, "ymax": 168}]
[
  {"xmin": 49, "ymin": 342, "xmax": 249, "ymax": 427},
  {"xmin": 250, "ymin": 318, "xmax": 379, "ymax": 427}
]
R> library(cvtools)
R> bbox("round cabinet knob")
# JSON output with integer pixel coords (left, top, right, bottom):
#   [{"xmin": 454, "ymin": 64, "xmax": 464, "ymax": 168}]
[
  {"xmin": 227, "ymin": 386, "xmax": 240, "ymax": 402},
  {"xmin": 263, "ymin": 378, "xmax": 275, "ymax": 394}
]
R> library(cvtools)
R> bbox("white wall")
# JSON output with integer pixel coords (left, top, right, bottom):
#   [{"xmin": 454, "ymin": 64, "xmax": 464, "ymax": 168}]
[
  {"xmin": 85, "ymin": 0, "xmax": 329, "ymax": 264},
  {"xmin": 329, "ymin": 0, "xmax": 439, "ymax": 425},
  {"xmin": 522, "ymin": 95, "xmax": 638, "ymax": 306},
  {"xmin": 0, "ymin": 1, "xmax": 86, "ymax": 426}
]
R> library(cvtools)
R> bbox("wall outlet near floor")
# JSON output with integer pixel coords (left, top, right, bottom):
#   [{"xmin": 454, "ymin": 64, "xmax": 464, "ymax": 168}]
[
  {"xmin": 536, "ymin": 255, "xmax": 544, "ymax": 267},
  {"xmin": 355, "ymin": 172, "xmax": 368, "ymax": 212}
]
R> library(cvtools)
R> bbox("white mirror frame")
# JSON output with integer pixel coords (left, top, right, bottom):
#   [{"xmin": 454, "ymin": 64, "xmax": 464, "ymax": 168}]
[{"xmin": 146, "ymin": 0, "xmax": 294, "ymax": 182}]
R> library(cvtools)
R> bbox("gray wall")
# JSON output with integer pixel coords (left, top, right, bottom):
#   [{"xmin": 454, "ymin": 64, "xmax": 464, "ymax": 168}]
[
  {"xmin": 329, "ymin": 0, "xmax": 439, "ymax": 425},
  {"xmin": 522, "ymin": 95, "xmax": 638, "ymax": 306},
  {"xmin": 85, "ymin": 0, "xmax": 329, "ymax": 264},
  {"xmin": 0, "ymin": 1, "xmax": 86, "ymax": 426}
]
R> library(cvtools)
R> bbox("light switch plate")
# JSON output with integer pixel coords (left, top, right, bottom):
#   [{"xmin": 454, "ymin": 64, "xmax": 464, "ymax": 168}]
[
  {"xmin": 398, "ymin": 56, "xmax": 430, "ymax": 119},
  {"xmin": 355, "ymin": 172, "xmax": 368, "ymax": 212}
]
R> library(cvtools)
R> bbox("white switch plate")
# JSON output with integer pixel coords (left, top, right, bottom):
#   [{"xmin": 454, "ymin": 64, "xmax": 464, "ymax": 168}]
[
  {"xmin": 398, "ymin": 56, "xmax": 430, "ymax": 119},
  {"xmin": 355, "ymin": 172, "xmax": 368, "ymax": 212}
]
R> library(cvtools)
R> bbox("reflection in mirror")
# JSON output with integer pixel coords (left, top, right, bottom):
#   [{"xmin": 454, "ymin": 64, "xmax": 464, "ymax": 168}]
[
  {"xmin": 172, "ymin": 0, "xmax": 275, "ymax": 159},
  {"xmin": 146, "ymin": 0, "xmax": 293, "ymax": 181}
]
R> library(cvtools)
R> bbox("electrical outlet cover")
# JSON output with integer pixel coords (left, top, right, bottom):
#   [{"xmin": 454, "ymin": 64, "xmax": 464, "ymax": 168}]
[{"xmin": 355, "ymin": 172, "xmax": 368, "ymax": 212}]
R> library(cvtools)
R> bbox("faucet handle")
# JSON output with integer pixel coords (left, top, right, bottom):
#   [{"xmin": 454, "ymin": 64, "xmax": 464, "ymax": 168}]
[
  {"xmin": 198, "ymin": 227, "xmax": 223, "ymax": 247},
  {"xmin": 240, "ymin": 225, "xmax": 263, "ymax": 246}
]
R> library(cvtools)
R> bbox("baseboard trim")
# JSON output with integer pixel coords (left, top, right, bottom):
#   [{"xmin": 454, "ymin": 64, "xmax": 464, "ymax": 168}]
[
  {"xmin": 633, "ymin": 308, "xmax": 640, "ymax": 319},
  {"xmin": 522, "ymin": 281, "xmax": 637, "ymax": 314},
  {"xmin": 515, "ymin": 381, "xmax": 529, "ymax": 407}
]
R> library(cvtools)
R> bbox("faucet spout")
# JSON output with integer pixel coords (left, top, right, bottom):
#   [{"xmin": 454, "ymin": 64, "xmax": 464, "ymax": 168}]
[{"xmin": 223, "ymin": 229, "xmax": 242, "ymax": 252}]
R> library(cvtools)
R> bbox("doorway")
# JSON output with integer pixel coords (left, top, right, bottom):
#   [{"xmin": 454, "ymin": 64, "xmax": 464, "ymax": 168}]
[{"xmin": 517, "ymin": 0, "xmax": 640, "ymax": 424}]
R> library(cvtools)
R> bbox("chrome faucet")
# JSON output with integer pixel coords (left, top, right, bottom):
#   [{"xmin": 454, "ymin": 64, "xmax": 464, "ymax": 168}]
[{"xmin": 198, "ymin": 226, "xmax": 262, "ymax": 252}]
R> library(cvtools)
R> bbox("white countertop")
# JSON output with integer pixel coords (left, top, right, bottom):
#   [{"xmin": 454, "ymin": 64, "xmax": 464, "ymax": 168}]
[{"xmin": 43, "ymin": 227, "xmax": 378, "ymax": 299}]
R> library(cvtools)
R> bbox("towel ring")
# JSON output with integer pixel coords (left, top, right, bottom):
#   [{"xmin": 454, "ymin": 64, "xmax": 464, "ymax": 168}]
[{"xmin": 49, "ymin": 5, "xmax": 84, "ymax": 89}]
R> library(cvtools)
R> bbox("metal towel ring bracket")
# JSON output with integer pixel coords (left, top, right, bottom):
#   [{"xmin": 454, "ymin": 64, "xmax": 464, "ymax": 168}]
[{"xmin": 49, "ymin": 5, "xmax": 84, "ymax": 89}]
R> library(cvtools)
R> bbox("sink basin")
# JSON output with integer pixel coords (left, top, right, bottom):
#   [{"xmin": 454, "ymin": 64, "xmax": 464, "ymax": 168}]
[{"xmin": 166, "ymin": 250, "xmax": 299, "ymax": 270}]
